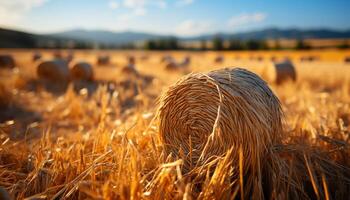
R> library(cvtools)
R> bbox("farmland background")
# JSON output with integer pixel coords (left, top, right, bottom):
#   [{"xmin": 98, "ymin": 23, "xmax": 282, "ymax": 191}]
[{"xmin": 0, "ymin": 0, "xmax": 350, "ymax": 199}]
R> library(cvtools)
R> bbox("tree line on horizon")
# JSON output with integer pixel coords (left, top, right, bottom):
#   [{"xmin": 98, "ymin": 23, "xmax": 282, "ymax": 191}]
[
  {"xmin": 142, "ymin": 36, "xmax": 350, "ymax": 51},
  {"xmin": 0, "ymin": 28, "xmax": 349, "ymax": 50}
]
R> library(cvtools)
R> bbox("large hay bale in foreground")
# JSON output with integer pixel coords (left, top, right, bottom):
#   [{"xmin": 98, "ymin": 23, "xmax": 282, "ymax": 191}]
[
  {"xmin": 263, "ymin": 60, "xmax": 297, "ymax": 84},
  {"xmin": 0, "ymin": 55, "xmax": 15, "ymax": 68},
  {"xmin": 37, "ymin": 60, "xmax": 70, "ymax": 82},
  {"xmin": 158, "ymin": 68, "xmax": 283, "ymax": 173},
  {"xmin": 70, "ymin": 62, "xmax": 94, "ymax": 81}
]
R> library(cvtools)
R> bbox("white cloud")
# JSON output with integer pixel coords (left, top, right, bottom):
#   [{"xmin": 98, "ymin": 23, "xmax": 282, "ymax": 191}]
[
  {"xmin": 0, "ymin": 0, "xmax": 48, "ymax": 26},
  {"xmin": 108, "ymin": 1, "xmax": 120, "ymax": 10},
  {"xmin": 113, "ymin": 0, "xmax": 166, "ymax": 23},
  {"xmin": 175, "ymin": 19, "xmax": 213, "ymax": 36},
  {"xmin": 176, "ymin": 0, "xmax": 195, "ymax": 7},
  {"xmin": 228, "ymin": 12, "xmax": 267, "ymax": 28}
]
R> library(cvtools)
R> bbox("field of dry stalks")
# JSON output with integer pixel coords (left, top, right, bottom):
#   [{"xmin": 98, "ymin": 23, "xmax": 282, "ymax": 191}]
[{"xmin": 0, "ymin": 49, "xmax": 350, "ymax": 199}]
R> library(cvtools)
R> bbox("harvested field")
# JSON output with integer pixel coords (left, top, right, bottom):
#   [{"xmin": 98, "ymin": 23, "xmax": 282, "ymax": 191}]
[{"xmin": 0, "ymin": 49, "xmax": 350, "ymax": 199}]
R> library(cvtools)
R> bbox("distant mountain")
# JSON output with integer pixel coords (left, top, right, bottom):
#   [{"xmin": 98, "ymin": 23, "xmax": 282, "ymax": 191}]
[
  {"xmin": 189, "ymin": 28, "xmax": 350, "ymax": 41},
  {"xmin": 50, "ymin": 28, "xmax": 350, "ymax": 45},
  {"xmin": 49, "ymin": 29, "xmax": 165, "ymax": 45},
  {"xmin": 1, "ymin": 27, "xmax": 350, "ymax": 48}
]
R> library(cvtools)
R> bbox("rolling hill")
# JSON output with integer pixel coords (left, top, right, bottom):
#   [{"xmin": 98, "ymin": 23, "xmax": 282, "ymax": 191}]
[{"xmin": 1, "ymin": 27, "xmax": 350, "ymax": 48}]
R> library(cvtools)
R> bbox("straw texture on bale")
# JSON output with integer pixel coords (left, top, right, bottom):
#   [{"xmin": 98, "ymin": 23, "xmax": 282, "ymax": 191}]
[
  {"xmin": 157, "ymin": 68, "xmax": 283, "ymax": 174},
  {"xmin": 37, "ymin": 60, "xmax": 70, "ymax": 82},
  {"xmin": 263, "ymin": 60, "xmax": 297, "ymax": 84},
  {"xmin": 70, "ymin": 62, "xmax": 94, "ymax": 81},
  {"xmin": 0, "ymin": 55, "xmax": 15, "ymax": 68}
]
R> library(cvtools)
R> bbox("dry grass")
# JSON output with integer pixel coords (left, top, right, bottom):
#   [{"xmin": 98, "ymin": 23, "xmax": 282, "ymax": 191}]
[{"xmin": 0, "ymin": 49, "xmax": 349, "ymax": 199}]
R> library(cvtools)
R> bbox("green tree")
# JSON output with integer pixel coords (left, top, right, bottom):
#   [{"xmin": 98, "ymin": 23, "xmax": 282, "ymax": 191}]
[
  {"xmin": 228, "ymin": 39, "xmax": 243, "ymax": 50},
  {"xmin": 212, "ymin": 36, "xmax": 224, "ymax": 50},
  {"xmin": 295, "ymin": 39, "xmax": 311, "ymax": 50}
]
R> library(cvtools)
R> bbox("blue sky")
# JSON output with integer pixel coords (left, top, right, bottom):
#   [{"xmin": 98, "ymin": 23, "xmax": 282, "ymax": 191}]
[{"xmin": 0, "ymin": 0, "xmax": 349, "ymax": 36}]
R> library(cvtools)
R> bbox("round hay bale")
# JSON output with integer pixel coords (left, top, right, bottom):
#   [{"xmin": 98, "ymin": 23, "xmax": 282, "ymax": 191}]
[
  {"xmin": 127, "ymin": 56, "xmax": 136, "ymax": 65},
  {"xmin": 344, "ymin": 56, "xmax": 350, "ymax": 63},
  {"xmin": 33, "ymin": 52, "xmax": 42, "ymax": 62},
  {"xmin": 181, "ymin": 56, "xmax": 191, "ymax": 66},
  {"xmin": 270, "ymin": 56, "xmax": 277, "ymax": 62},
  {"xmin": 256, "ymin": 56, "xmax": 264, "ymax": 62},
  {"xmin": 300, "ymin": 56, "xmax": 318, "ymax": 62},
  {"xmin": 53, "ymin": 51, "xmax": 63, "ymax": 59},
  {"xmin": 37, "ymin": 60, "xmax": 70, "ymax": 82},
  {"xmin": 97, "ymin": 55, "xmax": 110, "ymax": 65},
  {"xmin": 70, "ymin": 62, "xmax": 94, "ymax": 81},
  {"xmin": 262, "ymin": 60, "xmax": 297, "ymax": 85},
  {"xmin": 121, "ymin": 64, "xmax": 138, "ymax": 75},
  {"xmin": 0, "ymin": 55, "xmax": 15, "ymax": 69},
  {"xmin": 161, "ymin": 55, "xmax": 174, "ymax": 63},
  {"xmin": 164, "ymin": 61, "xmax": 178, "ymax": 71},
  {"xmin": 214, "ymin": 56, "xmax": 224, "ymax": 63},
  {"xmin": 157, "ymin": 68, "xmax": 283, "ymax": 173}
]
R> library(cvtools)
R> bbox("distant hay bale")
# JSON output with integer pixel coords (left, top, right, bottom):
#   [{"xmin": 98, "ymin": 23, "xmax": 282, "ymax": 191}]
[
  {"xmin": 0, "ymin": 55, "xmax": 15, "ymax": 68},
  {"xmin": 270, "ymin": 56, "xmax": 277, "ymax": 62},
  {"xmin": 164, "ymin": 57, "xmax": 190, "ymax": 72},
  {"xmin": 53, "ymin": 51, "xmax": 63, "ymax": 59},
  {"xmin": 97, "ymin": 55, "xmax": 110, "ymax": 65},
  {"xmin": 161, "ymin": 55, "xmax": 174, "ymax": 63},
  {"xmin": 214, "ymin": 56, "xmax": 224, "ymax": 63},
  {"xmin": 127, "ymin": 56, "xmax": 136, "ymax": 65},
  {"xmin": 53, "ymin": 51, "xmax": 73, "ymax": 63},
  {"xmin": 37, "ymin": 60, "xmax": 70, "ymax": 82},
  {"xmin": 70, "ymin": 62, "xmax": 94, "ymax": 81},
  {"xmin": 256, "ymin": 56, "xmax": 264, "ymax": 61},
  {"xmin": 33, "ymin": 52, "xmax": 42, "ymax": 62},
  {"xmin": 164, "ymin": 61, "xmax": 178, "ymax": 71},
  {"xmin": 157, "ymin": 68, "xmax": 283, "ymax": 173},
  {"xmin": 182, "ymin": 56, "xmax": 191, "ymax": 66},
  {"xmin": 121, "ymin": 64, "xmax": 138, "ymax": 75},
  {"xmin": 300, "ymin": 56, "xmax": 318, "ymax": 62},
  {"xmin": 262, "ymin": 60, "xmax": 297, "ymax": 85}
]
